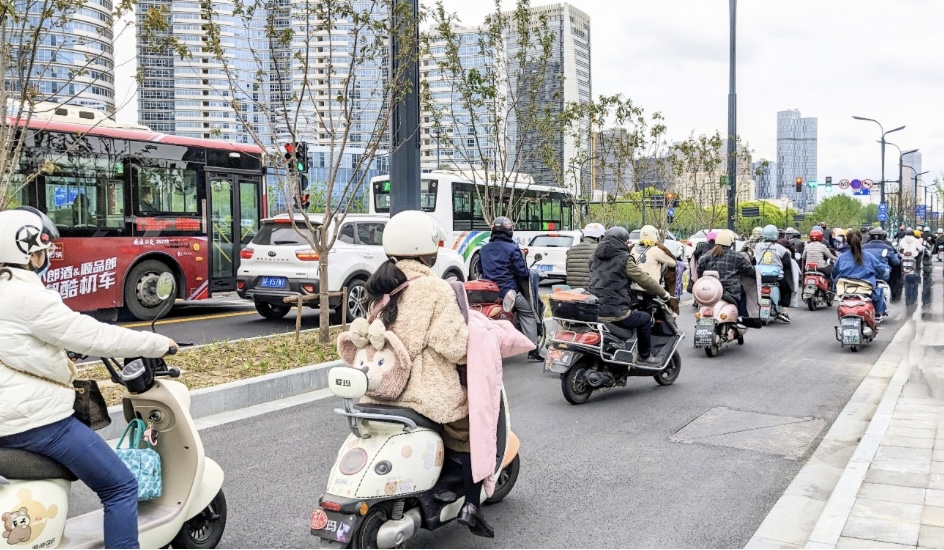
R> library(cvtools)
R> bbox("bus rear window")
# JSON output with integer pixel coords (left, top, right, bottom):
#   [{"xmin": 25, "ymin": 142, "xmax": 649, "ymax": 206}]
[
  {"xmin": 373, "ymin": 179, "xmax": 437, "ymax": 213},
  {"xmin": 530, "ymin": 235, "xmax": 573, "ymax": 247}
]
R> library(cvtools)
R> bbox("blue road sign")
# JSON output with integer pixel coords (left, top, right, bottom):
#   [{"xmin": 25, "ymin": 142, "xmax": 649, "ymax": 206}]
[
  {"xmin": 853, "ymin": 188, "xmax": 871, "ymax": 196},
  {"xmin": 878, "ymin": 213, "xmax": 888, "ymax": 222},
  {"xmin": 668, "ymin": 207, "xmax": 675, "ymax": 217},
  {"xmin": 878, "ymin": 203, "xmax": 888, "ymax": 214}
]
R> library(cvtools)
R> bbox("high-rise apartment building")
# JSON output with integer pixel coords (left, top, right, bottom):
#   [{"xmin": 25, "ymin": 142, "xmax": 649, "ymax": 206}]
[
  {"xmin": 902, "ymin": 151, "xmax": 923, "ymax": 200},
  {"xmin": 3, "ymin": 1, "xmax": 116, "ymax": 112},
  {"xmin": 776, "ymin": 109, "xmax": 817, "ymax": 212},
  {"xmin": 752, "ymin": 160, "xmax": 777, "ymax": 200},
  {"xmin": 504, "ymin": 2, "xmax": 591, "ymax": 190}
]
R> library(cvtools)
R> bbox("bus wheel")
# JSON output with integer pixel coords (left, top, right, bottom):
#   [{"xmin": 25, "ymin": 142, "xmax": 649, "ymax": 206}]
[
  {"xmin": 124, "ymin": 260, "xmax": 173, "ymax": 321},
  {"xmin": 470, "ymin": 253, "xmax": 483, "ymax": 280}
]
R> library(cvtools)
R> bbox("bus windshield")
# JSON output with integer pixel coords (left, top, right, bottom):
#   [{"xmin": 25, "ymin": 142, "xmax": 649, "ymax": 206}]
[{"xmin": 373, "ymin": 179, "xmax": 438, "ymax": 213}]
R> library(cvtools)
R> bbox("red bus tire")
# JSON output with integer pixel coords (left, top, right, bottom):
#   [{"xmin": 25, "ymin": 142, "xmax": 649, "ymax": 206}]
[{"xmin": 124, "ymin": 259, "xmax": 174, "ymax": 321}]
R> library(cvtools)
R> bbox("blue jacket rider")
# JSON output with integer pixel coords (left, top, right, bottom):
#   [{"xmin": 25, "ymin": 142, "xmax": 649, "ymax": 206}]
[
  {"xmin": 479, "ymin": 216, "xmax": 542, "ymax": 361},
  {"xmin": 863, "ymin": 228, "xmax": 901, "ymax": 269}
]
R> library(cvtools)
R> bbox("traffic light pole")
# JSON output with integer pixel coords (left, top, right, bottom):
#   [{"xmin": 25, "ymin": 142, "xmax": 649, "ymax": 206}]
[
  {"xmin": 388, "ymin": 0, "xmax": 420, "ymax": 216},
  {"xmin": 725, "ymin": 0, "xmax": 737, "ymax": 232}
]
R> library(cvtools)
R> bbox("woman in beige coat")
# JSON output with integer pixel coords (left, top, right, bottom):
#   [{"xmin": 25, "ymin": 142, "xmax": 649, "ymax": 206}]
[{"xmin": 363, "ymin": 210, "xmax": 494, "ymax": 538}]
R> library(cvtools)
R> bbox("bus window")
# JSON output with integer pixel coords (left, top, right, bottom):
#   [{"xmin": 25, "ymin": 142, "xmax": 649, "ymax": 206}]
[
  {"xmin": 373, "ymin": 179, "xmax": 437, "ymax": 213},
  {"xmin": 562, "ymin": 203, "xmax": 572, "ymax": 230},
  {"xmin": 43, "ymin": 176, "xmax": 125, "ymax": 231},
  {"xmin": 541, "ymin": 197, "xmax": 561, "ymax": 231},
  {"xmin": 136, "ymin": 167, "xmax": 198, "ymax": 215},
  {"xmin": 453, "ymin": 188, "xmax": 472, "ymax": 230}
]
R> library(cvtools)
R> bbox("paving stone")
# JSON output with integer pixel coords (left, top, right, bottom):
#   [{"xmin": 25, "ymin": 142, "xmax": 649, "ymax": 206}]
[
  {"xmin": 750, "ymin": 495, "xmax": 826, "ymax": 547},
  {"xmin": 933, "ymin": 449, "xmax": 944, "ymax": 462},
  {"xmin": 919, "ymin": 524, "xmax": 944, "ymax": 548},
  {"xmin": 883, "ymin": 436, "xmax": 935, "ymax": 449},
  {"xmin": 888, "ymin": 427, "xmax": 937, "ymax": 439},
  {"xmin": 932, "ymin": 462, "xmax": 944, "ymax": 475},
  {"xmin": 865, "ymin": 468, "xmax": 930, "ymax": 489},
  {"xmin": 842, "ymin": 516, "xmax": 920, "ymax": 546},
  {"xmin": 921, "ymin": 506, "xmax": 944, "ymax": 528},
  {"xmin": 873, "ymin": 457, "xmax": 933, "ymax": 475},
  {"xmin": 890, "ymin": 420, "xmax": 938, "ymax": 431},
  {"xmin": 859, "ymin": 483, "xmax": 926, "ymax": 505},
  {"xmin": 927, "ymin": 489, "xmax": 944, "ymax": 507},
  {"xmin": 850, "ymin": 498, "xmax": 923, "ymax": 523},
  {"xmin": 929, "ymin": 474, "xmax": 944, "ymax": 491},
  {"xmin": 836, "ymin": 536, "xmax": 917, "ymax": 549},
  {"xmin": 877, "ymin": 445, "xmax": 934, "ymax": 461}
]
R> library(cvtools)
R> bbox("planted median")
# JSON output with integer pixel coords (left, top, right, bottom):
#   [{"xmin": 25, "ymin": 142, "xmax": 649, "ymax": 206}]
[{"xmin": 82, "ymin": 330, "xmax": 341, "ymax": 405}]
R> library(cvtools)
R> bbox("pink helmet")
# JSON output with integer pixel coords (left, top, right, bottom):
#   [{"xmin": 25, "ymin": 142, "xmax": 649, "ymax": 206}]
[{"xmin": 706, "ymin": 231, "xmax": 718, "ymax": 242}]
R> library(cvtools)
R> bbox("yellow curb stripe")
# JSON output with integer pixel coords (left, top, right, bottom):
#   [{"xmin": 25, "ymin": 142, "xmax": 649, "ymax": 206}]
[{"xmin": 120, "ymin": 310, "xmax": 259, "ymax": 328}]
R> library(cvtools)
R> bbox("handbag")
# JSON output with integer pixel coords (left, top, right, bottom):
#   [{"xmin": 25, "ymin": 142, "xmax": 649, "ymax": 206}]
[
  {"xmin": 0, "ymin": 360, "xmax": 111, "ymax": 431},
  {"xmin": 115, "ymin": 418, "xmax": 163, "ymax": 501}
]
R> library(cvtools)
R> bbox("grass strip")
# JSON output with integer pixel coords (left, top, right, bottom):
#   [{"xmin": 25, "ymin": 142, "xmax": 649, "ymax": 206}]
[{"xmin": 80, "ymin": 330, "xmax": 341, "ymax": 405}]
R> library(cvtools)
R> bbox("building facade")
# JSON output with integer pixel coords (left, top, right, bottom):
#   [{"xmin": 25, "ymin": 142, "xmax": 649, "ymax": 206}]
[
  {"xmin": 776, "ymin": 109, "xmax": 818, "ymax": 212},
  {"xmin": 4, "ymin": 0, "xmax": 116, "ymax": 112},
  {"xmin": 673, "ymin": 141, "xmax": 755, "ymax": 205},
  {"xmin": 752, "ymin": 160, "xmax": 777, "ymax": 200},
  {"xmin": 504, "ymin": 2, "xmax": 591, "ymax": 190}
]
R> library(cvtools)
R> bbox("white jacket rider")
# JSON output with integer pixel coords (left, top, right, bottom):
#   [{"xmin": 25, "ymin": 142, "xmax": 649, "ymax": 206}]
[{"xmin": 0, "ymin": 208, "xmax": 174, "ymax": 437}]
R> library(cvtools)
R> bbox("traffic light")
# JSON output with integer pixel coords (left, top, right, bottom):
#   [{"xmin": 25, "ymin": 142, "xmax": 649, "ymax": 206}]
[
  {"xmin": 299, "ymin": 174, "xmax": 309, "ymax": 191},
  {"xmin": 283, "ymin": 142, "xmax": 296, "ymax": 170},
  {"xmin": 664, "ymin": 192, "xmax": 679, "ymax": 208},
  {"xmin": 296, "ymin": 142, "xmax": 308, "ymax": 173},
  {"xmin": 294, "ymin": 193, "xmax": 311, "ymax": 211},
  {"xmin": 825, "ymin": 176, "xmax": 832, "ymax": 190},
  {"xmin": 795, "ymin": 176, "xmax": 803, "ymax": 193}
]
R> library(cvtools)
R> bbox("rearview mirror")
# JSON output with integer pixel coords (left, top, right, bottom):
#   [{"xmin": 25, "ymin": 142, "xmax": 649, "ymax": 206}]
[
  {"xmin": 534, "ymin": 253, "xmax": 544, "ymax": 262},
  {"xmin": 156, "ymin": 272, "xmax": 176, "ymax": 301}
]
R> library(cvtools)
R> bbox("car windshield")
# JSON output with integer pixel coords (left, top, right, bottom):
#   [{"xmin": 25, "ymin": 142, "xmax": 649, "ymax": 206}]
[
  {"xmin": 530, "ymin": 235, "xmax": 573, "ymax": 247},
  {"xmin": 252, "ymin": 222, "xmax": 319, "ymax": 246}
]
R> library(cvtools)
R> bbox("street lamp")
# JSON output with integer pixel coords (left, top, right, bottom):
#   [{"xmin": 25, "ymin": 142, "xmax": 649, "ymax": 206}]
[
  {"xmin": 853, "ymin": 116, "xmax": 905, "ymax": 228},
  {"xmin": 725, "ymin": 0, "xmax": 737, "ymax": 232},
  {"xmin": 914, "ymin": 170, "xmax": 930, "ymax": 227},
  {"xmin": 882, "ymin": 141, "xmax": 917, "ymax": 227}
]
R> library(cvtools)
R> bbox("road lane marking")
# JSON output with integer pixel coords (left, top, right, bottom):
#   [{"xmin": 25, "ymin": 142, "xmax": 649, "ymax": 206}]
[{"xmin": 120, "ymin": 310, "xmax": 259, "ymax": 328}]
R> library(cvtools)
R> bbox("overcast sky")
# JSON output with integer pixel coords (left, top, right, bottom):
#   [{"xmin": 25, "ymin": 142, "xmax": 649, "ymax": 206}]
[{"xmin": 115, "ymin": 0, "xmax": 943, "ymax": 195}]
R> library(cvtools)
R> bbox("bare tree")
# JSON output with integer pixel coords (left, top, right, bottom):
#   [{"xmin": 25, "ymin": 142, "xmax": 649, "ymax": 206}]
[
  {"xmin": 422, "ymin": 0, "xmax": 563, "ymax": 225},
  {"xmin": 185, "ymin": 0, "xmax": 420, "ymax": 343},
  {"xmin": 0, "ymin": 0, "xmax": 150, "ymax": 209}
]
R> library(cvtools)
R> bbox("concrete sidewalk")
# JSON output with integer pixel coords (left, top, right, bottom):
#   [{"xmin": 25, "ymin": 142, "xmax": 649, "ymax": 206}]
[{"xmin": 749, "ymin": 270, "xmax": 944, "ymax": 549}]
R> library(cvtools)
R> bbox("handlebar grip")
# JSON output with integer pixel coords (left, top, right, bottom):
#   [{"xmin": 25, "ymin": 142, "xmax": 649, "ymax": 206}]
[
  {"xmin": 167, "ymin": 346, "xmax": 178, "ymax": 356},
  {"xmin": 167, "ymin": 367, "xmax": 181, "ymax": 378}
]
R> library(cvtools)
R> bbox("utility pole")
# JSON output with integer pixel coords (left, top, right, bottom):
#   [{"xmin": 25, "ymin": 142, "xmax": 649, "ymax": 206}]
[
  {"xmin": 725, "ymin": 0, "xmax": 737, "ymax": 231},
  {"xmin": 388, "ymin": 0, "xmax": 420, "ymax": 215}
]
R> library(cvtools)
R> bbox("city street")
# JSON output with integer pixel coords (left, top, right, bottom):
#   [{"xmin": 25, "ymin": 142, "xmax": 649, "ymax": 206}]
[{"xmin": 72, "ymin": 284, "xmax": 919, "ymax": 548}]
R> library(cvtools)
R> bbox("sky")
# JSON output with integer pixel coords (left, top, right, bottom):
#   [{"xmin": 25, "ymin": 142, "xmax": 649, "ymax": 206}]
[{"xmin": 114, "ymin": 0, "xmax": 944, "ymax": 197}]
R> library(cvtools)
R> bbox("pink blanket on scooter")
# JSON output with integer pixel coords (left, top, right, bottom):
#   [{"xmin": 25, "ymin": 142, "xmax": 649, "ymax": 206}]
[{"xmin": 465, "ymin": 309, "xmax": 534, "ymax": 495}]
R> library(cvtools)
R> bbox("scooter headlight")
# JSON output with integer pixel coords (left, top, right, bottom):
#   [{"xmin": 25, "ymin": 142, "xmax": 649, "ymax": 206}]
[{"xmin": 339, "ymin": 448, "xmax": 369, "ymax": 476}]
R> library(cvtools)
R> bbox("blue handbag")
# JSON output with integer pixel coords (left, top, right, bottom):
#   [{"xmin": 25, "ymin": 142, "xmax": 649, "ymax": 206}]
[{"xmin": 115, "ymin": 418, "xmax": 162, "ymax": 501}]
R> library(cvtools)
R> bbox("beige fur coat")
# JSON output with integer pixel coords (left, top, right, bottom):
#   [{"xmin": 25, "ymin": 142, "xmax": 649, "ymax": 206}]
[{"xmin": 360, "ymin": 260, "xmax": 469, "ymax": 424}]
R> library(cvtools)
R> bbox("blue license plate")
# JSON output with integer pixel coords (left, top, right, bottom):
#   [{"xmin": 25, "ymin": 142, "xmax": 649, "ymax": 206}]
[
  {"xmin": 538, "ymin": 264, "xmax": 554, "ymax": 272},
  {"xmin": 259, "ymin": 276, "xmax": 287, "ymax": 289}
]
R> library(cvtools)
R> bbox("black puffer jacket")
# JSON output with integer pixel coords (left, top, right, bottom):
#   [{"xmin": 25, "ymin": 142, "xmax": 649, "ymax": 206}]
[
  {"xmin": 565, "ymin": 237, "xmax": 598, "ymax": 289},
  {"xmin": 589, "ymin": 236, "xmax": 667, "ymax": 320}
]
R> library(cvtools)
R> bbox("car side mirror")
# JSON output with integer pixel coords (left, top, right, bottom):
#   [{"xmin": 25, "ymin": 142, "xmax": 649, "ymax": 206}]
[{"xmin": 534, "ymin": 253, "xmax": 543, "ymax": 262}]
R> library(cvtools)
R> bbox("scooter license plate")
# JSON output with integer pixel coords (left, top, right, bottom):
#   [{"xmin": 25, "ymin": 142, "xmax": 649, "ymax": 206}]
[
  {"xmin": 694, "ymin": 326, "xmax": 714, "ymax": 348},
  {"xmin": 840, "ymin": 317, "xmax": 862, "ymax": 345},
  {"xmin": 311, "ymin": 508, "xmax": 358, "ymax": 544},
  {"xmin": 760, "ymin": 300, "xmax": 771, "ymax": 319},
  {"xmin": 544, "ymin": 348, "xmax": 576, "ymax": 374}
]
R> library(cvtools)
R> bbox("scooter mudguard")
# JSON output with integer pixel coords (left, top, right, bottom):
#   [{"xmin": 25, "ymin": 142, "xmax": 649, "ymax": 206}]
[
  {"xmin": 0, "ymin": 479, "xmax": 69, "ymax": 549},
  {"xmin": 186, "ymin": 458, "xmax": 224, "ymax": 519},
  {"xmin": 327, "ymin": 424, "xmax": 444, "ymax": 501}
]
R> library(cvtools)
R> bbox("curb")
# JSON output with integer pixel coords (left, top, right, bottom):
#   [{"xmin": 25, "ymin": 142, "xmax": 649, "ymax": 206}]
[
  {"xmin": 96, "ymin": 359, "xmax": 345, "ymax": 440},
  {"xmin": 746, "ymin": 314, "xmax": 917, "ymax": 549}
]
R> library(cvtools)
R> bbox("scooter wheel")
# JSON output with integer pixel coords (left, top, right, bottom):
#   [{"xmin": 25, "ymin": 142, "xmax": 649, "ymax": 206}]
[
  {"xmin": 654, "ymin": 352, "xmax": 681, "ymax": 386},
  {"xmin": 350, "ymin": 502, "xmax": 393, "ymax": 549},
  {"xmin": 171, "ymin": 490, "xmax": 227, "ymax": 549},
  {"xmin": 562, "ymin": 366, "xmax": 593, "ymax": 405},
  {"xmin": 850, "ymin": 345, "xmax": 860, "ymax": 353},
  {"xmin": 485, "ymin": 455, "xmax": 521, "ymax": 504},
  {"xmin": 737, "ymin": 336, "xmax": 745, "ymax": 345},
  {"xmin": 808, "ymin": 298, "xmax": 817, "ymax": 311},
  {"xmin": 705, "ymin": 345, "xmax": 719, "ymax": 358}
]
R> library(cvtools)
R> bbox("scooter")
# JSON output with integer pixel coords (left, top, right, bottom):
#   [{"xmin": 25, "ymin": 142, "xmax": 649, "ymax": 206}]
[
  {"xmin": 692, "ymin": 271, "xmax": 746, "ymax": 357},
  {"xmin": 900, "ymin": 250, "xmax": 920, "ymax": 306},
  {"xmin": 834, "ymin": 277, "xmax": 881, "ymax": 353},
  {"xmin": 465, "ymin": 254, "xmax": 547, "ymax": 349},
  {"xmin": 0, "ymin": 274, "xmax": 227, "ymax": 549},
  {"xmin": 310, "ymin": 367, "xmax": 520, "ymax": 549},
  {"xmin": 802, "ymin": 263, "xmax": 834, "ymax": 311},
  {"xmin": 544, "ymin": 290, "xmax": 683, "ymax": 405},
  {"xmin": 758, "ymin": 274, "xmax": 781, "ymax": 325}
]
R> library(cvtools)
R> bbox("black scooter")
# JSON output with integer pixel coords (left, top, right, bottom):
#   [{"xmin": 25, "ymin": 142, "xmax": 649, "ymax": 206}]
[{"xmin": 544, "ymin": 291, "xmax": 683, "ymax": 404}]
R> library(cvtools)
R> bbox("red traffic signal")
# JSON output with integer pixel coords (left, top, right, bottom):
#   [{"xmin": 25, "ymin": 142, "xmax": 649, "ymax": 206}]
[{"xmin": 795, "ymin": 176, "xmax": 803, "ymax": 193}]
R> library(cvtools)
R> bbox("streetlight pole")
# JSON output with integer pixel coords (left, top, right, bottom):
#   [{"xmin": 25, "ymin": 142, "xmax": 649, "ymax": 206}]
[
  {"xmin": 725, "ymin": 0, "xmax": 737, "ymax": 232},
  {"xmin": 853, "ymin": 116, "xmax": 904, "ymax": 229},
  {"xmin": 914, "ymin": 170, "xmax": 929, "ymax": 227}
]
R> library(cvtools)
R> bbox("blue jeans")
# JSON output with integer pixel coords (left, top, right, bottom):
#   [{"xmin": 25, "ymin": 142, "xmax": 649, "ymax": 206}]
[
  {"xmin": 872, "ymin": 285, "xmax": 886, "ymax": 316},
  {"xmin": 0, "ymin": 416, "xmax": 139, "ymax": 548},
  {"xmin": 612, "ymin": 310, "xmax": 653, "ymax": 357}
]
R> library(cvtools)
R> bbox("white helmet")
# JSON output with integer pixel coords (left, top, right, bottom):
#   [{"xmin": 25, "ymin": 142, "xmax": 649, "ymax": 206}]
[
  {"xmin": 924, "ymin": 226, "xmax": 931, "ymax": 232},
  {"xmin": 715, "ymin": 229, "xmax": 736, "ymax": 247},
  {"xmin": 382, "ymin": 210, "xmax": 446, "ymax": 259},
  {"xmin": 937, "ymin": 228, "xmax": 943, "ymax": 235},
  {"xmin": 0, "ymin": 208, "xmax": 58, "ymax": 268},
  {"xmin": 639, "ymin": 225, "xmax": 659, "ymax": 245},
  {"xmin": 582, "ymin": 222, "xmax": 605, "ymax": 240}
]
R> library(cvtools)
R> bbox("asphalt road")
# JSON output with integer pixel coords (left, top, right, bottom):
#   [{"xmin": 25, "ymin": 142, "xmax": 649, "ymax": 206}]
[{"xmin": 81, "ymin": 277, "xmax": 933, "ymax": 548}]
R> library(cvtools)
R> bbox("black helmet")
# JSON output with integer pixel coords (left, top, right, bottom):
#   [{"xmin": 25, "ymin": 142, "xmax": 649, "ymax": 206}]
[
  {"xmin": 868, "ymin": 227, "xmax": 887, "ymax": 242},
  {"xmin": 604, "ymin": 226, "xmax": 629, "ymax": 242},
  {"xmin": 490, "ymin": 216, "xmax": 514, "ymax": 238}
]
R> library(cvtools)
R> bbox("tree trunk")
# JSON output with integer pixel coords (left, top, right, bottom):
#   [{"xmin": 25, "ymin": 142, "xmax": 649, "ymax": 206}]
[{"xmin": 318, "ymin": 261, "xmax": 331, "ymax": 345}]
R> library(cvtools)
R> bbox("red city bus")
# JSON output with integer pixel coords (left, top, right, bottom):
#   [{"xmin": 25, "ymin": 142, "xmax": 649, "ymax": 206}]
[{"xmin": 11, "ymin": 108, "xmax": 267, "ymax": 320}]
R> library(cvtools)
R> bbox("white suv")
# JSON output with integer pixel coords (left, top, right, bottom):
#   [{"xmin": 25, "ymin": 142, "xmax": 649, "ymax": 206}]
[{"xmin": 237, "ymin": 213, "xmax": 467, "ymax": 320}]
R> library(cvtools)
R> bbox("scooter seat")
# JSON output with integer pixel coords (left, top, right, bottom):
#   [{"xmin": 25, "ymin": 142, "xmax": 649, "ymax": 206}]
[
  {"xmin": 604, "ymin": 322, "xmax": 636, "ymax": 341},
  {"xmin": 352, "ymin": 403, "xmax": 442, "ymax": 432},
  {"xmin": 0, "ymin": 448, "xmax": 78, "ymax": 481}
]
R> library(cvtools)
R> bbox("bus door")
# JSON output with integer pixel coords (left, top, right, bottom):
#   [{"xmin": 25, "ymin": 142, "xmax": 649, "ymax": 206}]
[{"xmin": 206, "ymin": 173, "xmax": 262, "ymax": 292}]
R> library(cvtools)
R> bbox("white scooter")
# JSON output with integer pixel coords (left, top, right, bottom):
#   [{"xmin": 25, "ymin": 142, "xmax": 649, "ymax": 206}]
[
  {"xmin": 0, "ymin": 274, "xmax": 226, "ymax": 549},
  {"xmin": 310, "ymin": 367, "xmax": 521, "ymax": 549}
]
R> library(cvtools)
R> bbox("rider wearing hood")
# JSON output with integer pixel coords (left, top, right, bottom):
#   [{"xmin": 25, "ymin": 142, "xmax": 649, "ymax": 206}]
[{"xmin": 589, "ymin": 227, "xmax": 674, "ymax": 365}]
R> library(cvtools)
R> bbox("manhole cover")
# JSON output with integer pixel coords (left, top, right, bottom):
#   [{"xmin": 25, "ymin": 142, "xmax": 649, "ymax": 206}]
[{"xmin": 670, "ymin": 406, "xmax": 826, "ymax": 460}]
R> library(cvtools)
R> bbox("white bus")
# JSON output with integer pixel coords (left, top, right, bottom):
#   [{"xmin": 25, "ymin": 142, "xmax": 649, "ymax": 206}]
[{"xmin": 369, "ymin": 170, "xmax": 577, "ymax": 278}]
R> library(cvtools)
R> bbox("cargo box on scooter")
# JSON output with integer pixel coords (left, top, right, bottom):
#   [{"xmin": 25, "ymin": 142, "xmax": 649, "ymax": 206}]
[
  {"xmin": 549, "ymin": 291, "xmax": 599, "ymax": 322},
  {"xmin": 464, "ymin": 280, "xmax": 502, "ymax": 304}
]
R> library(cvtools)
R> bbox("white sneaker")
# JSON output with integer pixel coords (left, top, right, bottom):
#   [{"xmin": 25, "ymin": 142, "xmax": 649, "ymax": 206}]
[{"xmin": 502, "ymin": 290, "xmax": 517, "ymax": 313}]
